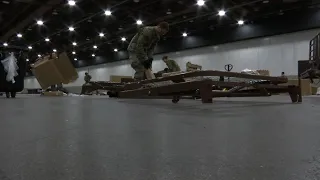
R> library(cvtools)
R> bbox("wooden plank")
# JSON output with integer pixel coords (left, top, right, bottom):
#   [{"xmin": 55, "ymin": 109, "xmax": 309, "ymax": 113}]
[{"xmin": 139, "ymin": 70, "xmax": 288, "ymax": 84}]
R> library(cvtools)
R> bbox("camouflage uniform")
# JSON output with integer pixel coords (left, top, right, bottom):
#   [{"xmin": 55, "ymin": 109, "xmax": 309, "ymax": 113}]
[
  {"xmin": 84, "ymin": 74, "xmax": 92, "ymax": 83},
  {"xmin": 127, "ymin": 26, "xmax": 160, "ymax": 80},
  {"xmin": 165, "ymin": 59, "xmax": 181, "ymax": 72},
  {"xmin": 186, "ymin": 62, "xmax": 202, "ymax": 72}
]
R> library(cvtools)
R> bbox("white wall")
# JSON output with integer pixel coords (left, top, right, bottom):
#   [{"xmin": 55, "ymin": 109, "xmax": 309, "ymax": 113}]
[{"xmin": 24, "ymin": 29, "xmax": 319, "ymax": 89}]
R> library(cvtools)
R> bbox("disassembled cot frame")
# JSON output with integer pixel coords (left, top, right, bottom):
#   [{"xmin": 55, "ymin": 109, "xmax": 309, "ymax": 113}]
[{"xmin": 82, "ymin": 70, "xmax": 302, "ymax": 104}]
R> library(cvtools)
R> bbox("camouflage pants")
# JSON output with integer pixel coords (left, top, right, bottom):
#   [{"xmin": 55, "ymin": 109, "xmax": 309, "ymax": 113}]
[{"xmin": 129, "ymin": 53, "xmax": 146, "ymax": 80}]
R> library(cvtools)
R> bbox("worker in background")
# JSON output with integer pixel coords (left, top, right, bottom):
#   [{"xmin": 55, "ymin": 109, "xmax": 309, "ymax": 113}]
[
  {"xmin": 127, "ymin": 22, "xmax": 170, "ymax": 80},
  {"xmin": 162, "ymin": 56, "xmax": 181, "ymax": 72},
  {"xmin": 186, "ymin": 61, "xmax": 202, "ymax": 72},
  {"xmin": 84, "ymin": 72, "xmax": 92, "ymax": 84}
]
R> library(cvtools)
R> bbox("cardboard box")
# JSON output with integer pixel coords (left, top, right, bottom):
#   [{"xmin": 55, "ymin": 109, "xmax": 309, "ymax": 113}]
[
  {"xmin": 32, "ymin": 52, "xmax": 78, "ymax": 89},
  {"xmin": 280, "ymin": 79, "xmax": 312, "ymax": 96},
  {"xmin": 110, "ymin": 75, "xmax": 133, "ymax": 82}
]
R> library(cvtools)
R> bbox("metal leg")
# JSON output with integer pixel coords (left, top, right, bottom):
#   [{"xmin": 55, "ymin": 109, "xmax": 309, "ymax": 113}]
[
  {"xmin": 288, "ymin": 85, "xmax": 299, "ymax": 103},
  {"xmin": 199, "ymin": 83, "xmax": 213, "ymax": 103}
]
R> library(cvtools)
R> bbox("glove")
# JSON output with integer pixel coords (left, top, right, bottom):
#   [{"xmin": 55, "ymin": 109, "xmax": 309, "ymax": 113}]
[{"xmin": 142, "ymin": 58, "xmax": 153, "ymax": 69}]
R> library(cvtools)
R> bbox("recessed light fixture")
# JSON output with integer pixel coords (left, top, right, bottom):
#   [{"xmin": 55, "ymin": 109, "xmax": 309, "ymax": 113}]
[
  {"xmin": 28, "ymin": 46, "xmax": 32, "ymax": 49},
  {"xmin": 37, "ymin": 20, "xmax": 44, "ymax": 25},
  {"xmin": 17, "ymin": 33, "xmax": 22, "ymax": 38},
  {"xmin": 105, "ymin": 10, "xmax": 112, "ymax": 16},
  {"xmin": 121, "ymin": 37, "xmax": 126, "ymax": 41},
  {"xmin": 182, "ymin": 32, "xmax": 188, "ymax": 37},
  {"xmin": 238, "ymin": 20, "xmax": 244, "ymax": 25},
  {"xmin": 45, "ymin": 38, "xmax": 50, "ymax": 42},
  {"xmin": 3, "ymin": 43, "xmax": 8, "ymax": 46},
  {"xmin": 93, "ymin": 45, "xmax": 98, "ymax": 49},
  {"xmin": 72, "ymin": 42, "xmax": 77, "ymax": 46},
  {"xmin": 53, "ymin": 49, "xmax": 57, "ymax": 52},
  {"xmin": 136, "ymin": 20, "xmax": 142, "ymax": 25},
  {"xmin": 38, "ymin": 54, "xmax": 41, "ymax": 57},
  {"xmin": 114, "ymin": 48, "xmax": 118, "ymax": 52},
  {"xmin": 92, "ymin": 54, "xmax": 95, "ymax": 57},
  {"xmin": 26, "ymin": 59, "xmax": 29, "ymax": 62},
  {"xmin": 197, "ymin": 0, "xmax": 205, "ymax": 6},
  {"xmin": 68, "ymin": 0, "xmax": 76, "ymax": 6},
  {"xmin": 72, "ymin": 51, "xmax": 76, "ymax": 54},
  {"xmin": 218, "ymin": 10, "xmax": 226, "ymax": 16},
  {"xmin": 74, "ymin": 58, "xmax": 77, "ymax": 61},
  {"xmin": 99, "ymin": 33, "xmax": 105, "ymax": 37},
  {"xmin": 68, "ymin": 26, "xmax": 75, "ymax": 31}
]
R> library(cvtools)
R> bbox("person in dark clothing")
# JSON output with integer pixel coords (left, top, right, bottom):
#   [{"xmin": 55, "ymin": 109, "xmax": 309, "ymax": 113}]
[{"xmin": 84, "ymin": 72, "xmax": 92, "ymax": 83}]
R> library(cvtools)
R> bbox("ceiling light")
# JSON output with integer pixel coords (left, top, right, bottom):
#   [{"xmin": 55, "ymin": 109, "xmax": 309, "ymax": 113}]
[
  {"xmin": 2, "ymin": 1, "xmax": 10, "ymax": 4},
  {"xmin": 105, "ymin": 10, "xmax": 112, "ymax": 16},
  {"xmin": 136, "ymin": 20, "xmax": 142, "ymax": 25},
  {"xmin": 3, "ymin": 43, "xmax": 8, "ymax": 46},
  {"xmin": 218, "ymin": 10, "xmax": 226, "ymax": 16},
  {"xmin": 38, "ymin": 54, "xmax": 41, "ymax": 57},
  {"xmin": 93, "ymin": 45, "xmax": 98, "ymax": 49},
  {"xmin": 238, "ymin": 20, "xmax": 244, "ymax": 25},
  {"xmin": 197, "ymin": 0, "xmax": 205, "ymax": 6},
  {"xmin": 36, "ymin": 20, "xmax": 44, "ymax": 25},
  {"xmin": 72, "ymin": 42, "xmax": 77, "ymax": 46},
  {"xmin": 26, "ymin": 59, "xmax": 29, "ymax": 62},
  {"xmin": 263, "ymin": 0, "xmax": 269, "ymax": 3},
  {"xmin": 74, "ymin": 58, "xmax": 77, "ymax": 61},
  {"xmin": 53, "ymin": 49, "xmax": 57, "ymax": 52},
  {"xmin": 17, "ymin": 33, "xmax": 22, "ymax": 38},
  {"xmin": 68, "ymin": 26, "xmax": 75, "ymax": 31},
  {"xmin": 68, "ymin": 0, "xmax": 76, "ymax": 6},
  {"xmin": 92, "ymin": 54, "xmax": 95, "ymax": 57},
  {"xmin": 121, "ymin": 37, "xmax": 126, "ymax": 41},
  {"xmin": 114, "ymin": 48, "xmax": 118, "ymax": 52},
  {"xmin": 182, "ymin": 32, "xmax": 187, "ymax": 37},
  {"xmin": 28, "ymin": 46, "xmax": 32, "ymax": 49},
  {"xmin": 45, "ymin": 38, "xmax": 50, "ymax": 42},
  {"xmin": 99, "ymin": 33, "xmax": 104, "ymax": 37},
  {"xmin": 72, "ymin": 51, "xmax": 76, "ymax": 54}
]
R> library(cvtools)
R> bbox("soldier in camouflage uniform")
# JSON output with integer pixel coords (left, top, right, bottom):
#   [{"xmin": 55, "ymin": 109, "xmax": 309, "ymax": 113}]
[
  {"xmin": 127, "ymin": 22, "xmax": 170, "ymax": 80},
  {"xmin": 162, "ymin": 56, "xmax": 181, "ymax": 72},
  {"xmin": 84, "ymin": 72, "xmax": 92, "ymax": 84},
  {"xmin": 186, "ymin": 61, "xmax": 202, "ymax": 72}
]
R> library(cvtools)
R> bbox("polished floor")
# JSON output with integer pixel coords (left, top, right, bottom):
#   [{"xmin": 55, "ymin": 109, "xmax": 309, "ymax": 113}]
[{"xmin": 0, "ymin": 95, "xmax": 320, "ymax": 180}]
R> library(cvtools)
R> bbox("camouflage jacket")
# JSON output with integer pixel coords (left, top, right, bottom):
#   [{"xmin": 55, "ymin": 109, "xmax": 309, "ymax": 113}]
[
  {"xmin": 127, "ymin": 26, "xmax": 160, "ymax": 62},
  {"xmin": 186, "ymin": 62, "xmax": 202, "ymax": 71},
  {"xmin": 166, "ymin": 59, "xmax": 181, "ymax": 72},
  {"xmin": 84, "ymin": 74, "xmax": 92, "ymax": 82}
]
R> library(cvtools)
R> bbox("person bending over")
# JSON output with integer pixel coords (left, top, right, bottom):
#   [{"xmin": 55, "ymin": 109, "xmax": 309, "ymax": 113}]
[
  {"xmin": 186, "ymin": 61, "xmax": 202, "ymax": 72},
  {"xmin": 127, "ymin": 22, "xmax": 169, "ymax": 80},
  {"xmin": 162, "ymin": 56, "xmax": 180, "ymax": 72}
]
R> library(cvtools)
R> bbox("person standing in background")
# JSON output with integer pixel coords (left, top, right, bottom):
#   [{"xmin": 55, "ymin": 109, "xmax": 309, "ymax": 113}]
[{"xmin": 84, "ymin": 72, "xmax": 92, "ymax": 84}]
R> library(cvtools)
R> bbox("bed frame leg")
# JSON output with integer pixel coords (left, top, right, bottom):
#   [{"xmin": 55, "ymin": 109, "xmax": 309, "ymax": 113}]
[
  {"xmin": 199, "ymin": 83, "xmax": 213, "ymax": 103},
  {"xmin": 288, "ymin": 85, "xmax": 301, "ymax": 103}
]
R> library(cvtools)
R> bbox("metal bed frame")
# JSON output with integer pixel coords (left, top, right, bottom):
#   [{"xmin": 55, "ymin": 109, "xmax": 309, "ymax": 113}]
[{"xmin": 82, "ymin": 70, "xmax": 301, "ymax": 104}]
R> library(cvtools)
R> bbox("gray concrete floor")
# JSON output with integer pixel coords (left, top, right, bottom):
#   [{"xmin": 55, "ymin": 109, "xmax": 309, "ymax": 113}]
[{"xmin": 0, "ymin": 95, "xmax": 320, "ymax": 180}]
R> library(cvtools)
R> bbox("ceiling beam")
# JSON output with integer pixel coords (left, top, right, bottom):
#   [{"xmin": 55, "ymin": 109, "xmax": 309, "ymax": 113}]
[{"xmin": 0, "ymin": 0, "xmax": 64, "ymax": 41}]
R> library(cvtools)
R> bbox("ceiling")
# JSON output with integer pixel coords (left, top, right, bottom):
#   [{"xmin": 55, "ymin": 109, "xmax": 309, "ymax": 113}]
[{"xmin": 1, "ymin": 0, "xmax": 320, "ymax": 64}]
